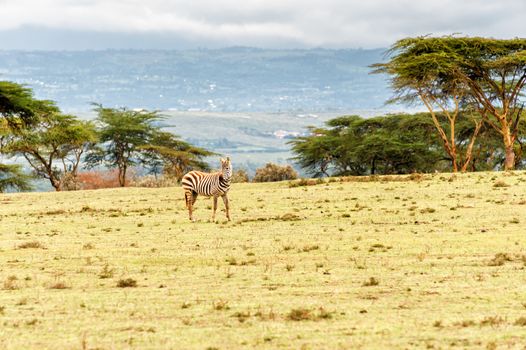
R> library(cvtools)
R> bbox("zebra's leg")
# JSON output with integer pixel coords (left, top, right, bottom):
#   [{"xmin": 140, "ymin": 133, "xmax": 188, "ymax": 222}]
[
  {"xmin": 212, "ymin": 195, "xmax": 218, "ymax": 222},
  {"xmin": 221, "ymin": 194, "xmax": 231, "ymax": 221},
  {"xmin": 185, "ymin": 190, "xmax": 196, "ymax": 221}
]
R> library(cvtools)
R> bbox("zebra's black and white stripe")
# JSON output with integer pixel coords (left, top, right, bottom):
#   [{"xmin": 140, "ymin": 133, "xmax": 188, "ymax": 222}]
[{"xmin": 182, "ymin": 157, "xmax": 232, "ymax": 221}]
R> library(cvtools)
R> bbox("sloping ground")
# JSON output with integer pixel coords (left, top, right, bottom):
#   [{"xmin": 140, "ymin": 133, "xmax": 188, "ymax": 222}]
[{"xmin": 0, "ymin": 172, "xmax": 526, "ymax": 349}]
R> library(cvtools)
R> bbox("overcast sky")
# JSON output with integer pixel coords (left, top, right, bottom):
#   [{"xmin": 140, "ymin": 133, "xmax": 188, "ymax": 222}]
[{"xmin": 0, "ymin": 0, "xmax": 525, "ymax": 50}]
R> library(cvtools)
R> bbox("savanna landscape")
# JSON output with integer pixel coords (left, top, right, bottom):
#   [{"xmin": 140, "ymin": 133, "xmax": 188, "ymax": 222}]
[
  {"xmin": 1, "ymin": 171, "xmax": 526, "ymax": 349},
  {"xmin": 2, "ymin": 2, "xmax": 526, "ymax": 349}
]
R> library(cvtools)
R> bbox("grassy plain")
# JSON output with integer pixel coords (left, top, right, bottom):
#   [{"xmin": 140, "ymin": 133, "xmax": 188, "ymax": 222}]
[{"xmin": 1, "ymin": 171, "xmax": 526, "ymax": 349}]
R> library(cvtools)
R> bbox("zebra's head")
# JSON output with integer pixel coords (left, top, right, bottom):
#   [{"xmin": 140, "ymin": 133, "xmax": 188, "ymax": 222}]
[{"xmin": 221, "ymin": 157, "xmax": 232, "ymax": 180}]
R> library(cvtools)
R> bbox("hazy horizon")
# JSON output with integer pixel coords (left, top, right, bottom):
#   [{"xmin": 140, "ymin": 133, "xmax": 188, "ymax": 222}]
[{"xmin": 0, "ymin": 0, "xmax": 524, "ymax": 50}]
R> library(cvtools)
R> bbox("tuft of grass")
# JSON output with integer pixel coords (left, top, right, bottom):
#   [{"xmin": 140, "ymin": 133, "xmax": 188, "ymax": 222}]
[
  {"xmin": 514, "ymin": 317, "xmax": 526, "ymax": 326},
  {"xmin": 487, "ymin": 253, "xmax": 513, "ymax": 266},
  {"xmin": 479, "ymin": 316, "xmax": 506, "ymax": 327},
  {"xmin": 278, "ymin": 213, "xmax": 301, "ymax": 221},
  {"xmin": 286, "ymin": 307, "xmax": 333, "ymax": 321},
  {"xmin": 302, "ymin": 244, "xmax": 319, "ymax": 253},
  {"xmin": 48, "ymin": 281, "xmax": 70, "ymax": 289},
  {"xmin": 225, "ymin": 257, "xmax": 238, "ymax": 266},
  {"xmin": 17, "ymin": 241, "xmax": 45, "ymax": 249},
  {"xmin": 289, "ymin": 178, "xmax": 324, "ymax": 187},
  {"xmin": 287, "ymin": 308, "xmax": 313, "ymax": 321},
  {"xmin": 255, "ymin": 309, "xmax": 276, "ymax": 321},
  {"xmin": 493, "ymin": 180, "xmax": 510, "ymax": 188},
  {"xmin": 3, "ymin": 275, "xmax": 19, "ymax": 290},
  {"xmin": 98, "ymin": 264, "xmax": 114, "ymax": 279},
  {"xmin": 231, "ymin": 311, "xmax": 251, "ymax": 323},
  {"xmin": 362, "ymin": 277, "xmax": 380, "ymax": 287},
  {"xmin": 212, "ymin": 300, "xmax": 229, "ymax": 311},
  {"xmin": 316, "ymin": 307, "xmax": 334, "ymax": 320},
  {"xmin": 45, "ymin": 209, "xmax": 67, "ymax": 215},
  {"xmin": 116, "ymin": 278, "xmax": 137, "ymax": 288},
  {"xmin": 455, "ymin": 319, "xmax": 476, "ymax": 328}
]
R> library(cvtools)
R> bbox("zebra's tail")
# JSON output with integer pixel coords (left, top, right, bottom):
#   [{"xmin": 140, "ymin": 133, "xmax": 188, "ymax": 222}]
[{"xmin": 184, "ymin": 190, "xmax": 197, "ymax": 209}]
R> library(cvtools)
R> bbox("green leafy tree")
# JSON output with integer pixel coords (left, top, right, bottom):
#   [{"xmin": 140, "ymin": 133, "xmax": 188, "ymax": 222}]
[
  {"xmin": 139, "ymin": 131, "xmax": 215, "ymax": 181},
  {"xmin": 290, "ymin": 114, "xmax": 444, "ymax": 176},
  {"xmin": 86, "ymin": 106, "xmax": 161, "ymax": 187},
  {"xmin": 373, "ymin": 36, "xmax": 526, "ymax": 170},
  {"xmin": 4, "ymin": 109, "xmax": 98, "ymax": 191},
  {"xmin": 0, "ymin": 81, "xmax": 56, "ymax": 192},
  {"xmin": 0, "ymin": 81, "xmax": 55, "ymax": 130},
  {"xmin": 0, "ymin": 163, "xmax": 33, "ymax": 193}
]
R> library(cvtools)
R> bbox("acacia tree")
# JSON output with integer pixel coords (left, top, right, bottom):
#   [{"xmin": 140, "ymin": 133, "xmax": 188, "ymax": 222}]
[
  {"xmin": 0, "ymin": 81, "xmax": 58, "ymax": 192},
  {"xmin": 290, "ymin": 114, "xmax": 444, "ymax": 176},
  {"xmin": 0, "ymin": 163, "xmax": 33, "ymax": 192},
  {"xmin": 372, "ymin": 37, "xmax": 488, "ymax": 172},
  {"xmin": 139, "ymin": 131, "xmax": 214, "ymax": 181},
  {"xmin": 4, "ymin": 109, "xmax": 97, "ymax": 191},
  {"xmin": 288, "ymin": 126, "xmax": 338, "ymax": 177},
  {"xmin": 374, "ymin": 36, "xmax": 526, "ymax": 170},
  {"xmin": 86, "ymin": 106, "xmax": 162, "ymax": 187},
  {"xmin": 0, "ymin": 81, "xmax": 45, "ymax": 129}
]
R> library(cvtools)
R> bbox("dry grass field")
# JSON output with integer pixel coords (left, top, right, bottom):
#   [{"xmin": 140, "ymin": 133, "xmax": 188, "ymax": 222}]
[{"xmin": 1, "ymin": 171, "xmax": 526, "ymax": 349}]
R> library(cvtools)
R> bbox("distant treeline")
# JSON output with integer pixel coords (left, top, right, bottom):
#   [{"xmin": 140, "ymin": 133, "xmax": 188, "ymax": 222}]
[{"xmin": 289, "ymin": 112, "xmax": 526, "ymax": 177}]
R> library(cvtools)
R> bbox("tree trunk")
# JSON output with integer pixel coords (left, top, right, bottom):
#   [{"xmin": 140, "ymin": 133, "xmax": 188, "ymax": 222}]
[
  {"xmin": 502, "ymin": 121, "xmax": 516, "ymax": 170},
  {"xmin": 460, "ymin": 120, "xmax": 483, "ymax": 172},
  {"xmin": 504, "ymin": 145, "xmax": 515, "ymax": 170},
  {"xmin": 119, "ymin": 165, "xmax": 127, "ymax": 187},
  {"xmin": 51, "ymin": 178, "xmax": 61, "ymax": 191}
]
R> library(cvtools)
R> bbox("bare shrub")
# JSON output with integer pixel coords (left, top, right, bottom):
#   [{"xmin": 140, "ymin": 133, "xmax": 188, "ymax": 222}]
[
  {"xmin": 231, "ymin": 169, "xmax": 249, "ymax": 183},
  {"xmin": 61, "ymin": 173, "xmax": 81, "ymax": 191},
  {"xmin": 253, "ymin": 163, "xmax": 298, "ymax": 183},
  {"xmin": 77, "ymin": 170, "xmax": 124, "ymax": 189}
]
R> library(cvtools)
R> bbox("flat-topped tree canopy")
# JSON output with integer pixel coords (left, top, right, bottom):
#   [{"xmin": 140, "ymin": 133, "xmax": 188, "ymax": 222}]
[
  {"xmin": 0, "ymin": 81, "xmax": 57, "ymax": 130},
  {"xmin": 373, "ymin": 36, "xmax": 526, "ymax": 170}
]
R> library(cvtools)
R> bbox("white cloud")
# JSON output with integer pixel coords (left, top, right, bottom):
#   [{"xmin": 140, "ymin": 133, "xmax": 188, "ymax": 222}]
[{"xmin": 0, "ymin": 0, "xmax": 525, "ymax": 48}]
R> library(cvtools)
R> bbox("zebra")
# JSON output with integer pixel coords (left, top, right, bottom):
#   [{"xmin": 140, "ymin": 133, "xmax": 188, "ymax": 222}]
[{"xmin": 181, "ymin": 157, "xmax": 232, "ymax": 222}]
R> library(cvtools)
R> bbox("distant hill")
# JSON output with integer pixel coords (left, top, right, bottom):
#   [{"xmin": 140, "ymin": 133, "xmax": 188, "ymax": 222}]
[{"xmin": 0, "ymin": 48, "xmax": 391, "ymax": 113}]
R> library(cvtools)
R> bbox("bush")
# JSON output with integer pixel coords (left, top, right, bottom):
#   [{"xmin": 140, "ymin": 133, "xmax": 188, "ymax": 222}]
[
  {"xmin": 231, "ymin": 169, "xmax": 249, "ymax": 183},
  {"xmin": 61, "ymin": 173, "xmax": 81, "ymax": 191},
  {"xmin": 77, "ymin": 170, "xmax": 125, "ymax": 190},
  {"xmin": 253, "ymin": 163, "xmax": 298, "ymax": 183}
]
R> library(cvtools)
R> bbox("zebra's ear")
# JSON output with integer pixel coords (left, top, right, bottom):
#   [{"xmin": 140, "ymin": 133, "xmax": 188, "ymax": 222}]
[
  {"xmin": 226, "ymin": 156, "xmax": 230, "ymax": 162},
  {"xmin": 220, "ymin": 158, "xmax": 225, "ymax": 164}
]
